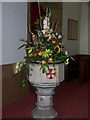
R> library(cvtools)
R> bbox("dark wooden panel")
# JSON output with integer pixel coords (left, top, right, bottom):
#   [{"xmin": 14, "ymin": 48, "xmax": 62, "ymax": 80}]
[
  {"xmin": 79, "ymin": 55, "xmax": 90, "ymax": 82},
  {"xmin": 27, "ymin": 2, "xmax": 45, "ymax": 41},
  {"xmin": 0, "ymin": 65, "xmax": 2, "ymax": 110},
  {"xmin": 65, "ymin": 54, "xmax": 90, "ymax": 83},
  {"xmin": 2, "ymin": 63, "xmax": 30, "ymax": 107},
  {"xmin": 65, "ymin": 54, "xmax": 79, "ymax": 82}
]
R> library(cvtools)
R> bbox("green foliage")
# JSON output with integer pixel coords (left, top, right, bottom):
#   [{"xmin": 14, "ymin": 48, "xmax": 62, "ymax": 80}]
[{"xmin": 17, "ymin": 8, "xmax": 69, "ymax": 87}]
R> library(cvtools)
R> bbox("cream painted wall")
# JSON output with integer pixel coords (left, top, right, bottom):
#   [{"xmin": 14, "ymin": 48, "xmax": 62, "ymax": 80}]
[
  {"xmin": 79, "ymin": 2, "xmax": 88, "ymax": 55},
  {"xmin": 2, "ymin": 2, "xmax": 27, "ymax": 65},
  {"xmin": 1, "ymin": 2, "xmax": 89, "ymax": 66},
  {"xmin": 62, "ymin": 2, "xmax": 81, "ymax": 55}
]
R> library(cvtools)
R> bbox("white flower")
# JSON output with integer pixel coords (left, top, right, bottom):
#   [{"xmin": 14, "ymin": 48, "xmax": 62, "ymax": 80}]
[
  {"xmin": 48, "ymin": 33, "xmax": 51, "ymax": 40},
  {"xmin": 49, "ymin": 29, "xmax": 53, "ymax": 33},
  {"xmin": 42, "ymin": 30, "xmax": 45, "ymax": 34},
  {"xmin": 58, "ymin": 35, "xmax": 62, "ymax": 39},
  {"xmin": 65, "ymin": 58, "xmax": 69, "ymax": 65}
]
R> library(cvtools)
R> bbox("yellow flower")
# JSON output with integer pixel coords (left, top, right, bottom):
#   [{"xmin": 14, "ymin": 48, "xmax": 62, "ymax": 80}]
[
  {"xmin": 54, "ymin": 45, "xmax": 60, "ymax": 53},
  {"xmin": 51, "ymin": 34, "xmax": 57, "ymax": 39},
  {"xmin": 38, "ymin": 51, "xmax": 43, "ymax": 56},
  {"xmin": 41, "ymin": 60, "xmax": 46, "ymax": 64},
  {"xmin": 48, "ymin": 58, "xmax": 53, "ymax": 62}
]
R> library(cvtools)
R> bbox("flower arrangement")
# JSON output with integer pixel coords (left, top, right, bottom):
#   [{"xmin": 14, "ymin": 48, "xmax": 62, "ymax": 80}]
[{"xmin": 17, "ymin": 8, "xmax": 69, "ymax": 87}]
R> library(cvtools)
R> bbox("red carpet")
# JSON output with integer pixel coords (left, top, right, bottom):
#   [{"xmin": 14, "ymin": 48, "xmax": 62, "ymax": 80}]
[{"xmin": 2, "ymin": 82, "xmax": 88, "ymax": 119}]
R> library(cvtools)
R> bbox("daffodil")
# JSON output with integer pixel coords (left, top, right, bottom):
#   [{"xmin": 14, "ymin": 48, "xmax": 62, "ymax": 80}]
[{"xmin": 54, "ymin": 45, "xmax": 60, "ymax": 53}]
